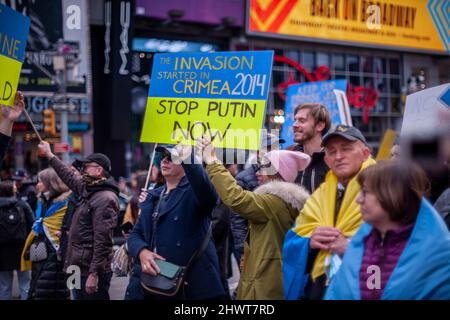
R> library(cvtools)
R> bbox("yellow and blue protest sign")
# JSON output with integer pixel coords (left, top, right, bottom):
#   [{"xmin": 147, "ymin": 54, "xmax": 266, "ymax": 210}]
[
  {"xmin": 281, "ymin": 79, "xmax": 347, "ymax": 147},
  {"xmin": 140, "ymin": 51, "xmax": 274, "ymax": 150},
  {"xmin": 0, "ymin": 3, "xmax": 30, "ymax": 107}
]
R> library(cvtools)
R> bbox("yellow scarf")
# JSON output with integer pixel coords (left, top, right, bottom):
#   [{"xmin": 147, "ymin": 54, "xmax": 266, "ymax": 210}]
[
  {"xmin": 292, "ymin": 157, "xmax": 376, "ymax": 281},
  {"xmin": 20, "ymin": 204, "xmax": 67, "ymax": 271}
]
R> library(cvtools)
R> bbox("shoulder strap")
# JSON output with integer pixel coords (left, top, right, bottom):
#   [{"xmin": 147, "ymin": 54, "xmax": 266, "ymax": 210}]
[{"xmin": 185, "ymin": 222, "xmax": 212, "ymax": 269}]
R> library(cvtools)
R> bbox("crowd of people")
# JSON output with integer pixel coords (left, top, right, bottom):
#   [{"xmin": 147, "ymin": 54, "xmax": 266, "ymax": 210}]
[{"xmin": 0, "ymin": 93, "xmax": 449, "ymax": 300}]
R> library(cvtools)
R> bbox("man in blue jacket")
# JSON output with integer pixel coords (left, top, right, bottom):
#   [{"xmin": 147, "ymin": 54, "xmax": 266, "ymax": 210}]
[{"xmin": 126, "ymin": 144, "xmax": 225, "ymax": 300}]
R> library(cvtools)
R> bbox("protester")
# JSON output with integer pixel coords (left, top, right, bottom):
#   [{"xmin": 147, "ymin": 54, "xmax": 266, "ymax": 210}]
[
  {"xmin": 0, "ymin": 92, "xmax": 25, "ymax": 167},
  {"xmin": 283, "ymin": 125, "xmax": 375, "ymax": 300},
  {"xmin": 197, "ymin": 135, "xmax": 310, "ymax": 300},
  {"xmin": 122, "ymin": 173, "xmax": 148, "ymax": 228},
  {"xmin": 0, "ymin": 181, "xmax": 34, "ymax": 300},
  {"xmin": 325, "ymin": 161, "xmax": 450, "ymax": 299},
  {"xmin": 21, "ymin": 168, "xmax": 71, "ymax": 300},
  {"xmin": 288, "ymin": 103, "xmax": 331, "ymax": 194},
  {"xmin": 12, "ymin": 170, "xmax": 38, "ymax": 212},
  {"xmin": 37, "ymin": 141, "xmax": 120, "ymax": 300},
  {"xmin": 125, "ymin": 144, "xmax": 225, "ymax": 300},
  {"xmin": 232, "ymin": 133, "xmax": 285, "ymax": 263}
]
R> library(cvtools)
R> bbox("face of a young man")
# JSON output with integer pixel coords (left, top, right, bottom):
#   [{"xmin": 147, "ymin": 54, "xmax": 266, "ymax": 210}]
[
  {"xmin": 293, "ymin": 108, "xmax": 321, "ymax": 144},
  {"xmin": 324, "ymin": 137, "xmax": 370, "ymax": 184}
]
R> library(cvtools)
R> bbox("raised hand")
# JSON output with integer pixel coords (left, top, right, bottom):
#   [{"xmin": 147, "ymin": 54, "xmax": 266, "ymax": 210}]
[{"xmin": 196, "ymin": 135, "xmax": 218, "ymax": 165}]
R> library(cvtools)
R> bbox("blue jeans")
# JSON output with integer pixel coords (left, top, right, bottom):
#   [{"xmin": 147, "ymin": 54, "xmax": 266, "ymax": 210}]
[
  {"xmin": 72, "ymin": 272, "xmax": 112, "ymax": 300},
  {"xmin": 0, "ymin": 270, "xmax": 31, "ymax": 300}
]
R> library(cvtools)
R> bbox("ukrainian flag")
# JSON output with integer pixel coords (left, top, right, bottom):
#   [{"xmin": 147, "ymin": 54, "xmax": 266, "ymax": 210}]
[{"xmin": 0, "ymin": 4, "xmax": 30, "ymax": 106}]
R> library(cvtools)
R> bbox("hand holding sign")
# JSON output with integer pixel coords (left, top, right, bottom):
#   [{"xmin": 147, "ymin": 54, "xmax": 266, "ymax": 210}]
[
  {"xmin": 37, "ymin": 140, "xmax": 55, "ymax": 159},
  {"xmin": 0, "ymin": 91, "xmax": 25, "ymax": 136},
  {"xmin": 196, "ymin": 135, "xmax": 218, "ymax": 165},
  {"xmin": 170, "ymin": 143, "xmax": 194, "ymax": 165}
]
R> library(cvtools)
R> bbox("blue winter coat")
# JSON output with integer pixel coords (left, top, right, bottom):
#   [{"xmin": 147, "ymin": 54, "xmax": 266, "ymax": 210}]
[{"xmin": 126, "ymin": 164, "xmax": 225, "ymax": 300}]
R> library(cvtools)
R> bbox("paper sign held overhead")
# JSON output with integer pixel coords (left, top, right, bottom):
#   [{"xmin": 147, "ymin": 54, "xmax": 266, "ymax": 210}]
[
  {"xmin": 140, "ymin": 51, "xmax": 274, "ymax": 150},
  {"xmin": 401, "ymin": 83, "xmax": 450, "ymax": 137}
]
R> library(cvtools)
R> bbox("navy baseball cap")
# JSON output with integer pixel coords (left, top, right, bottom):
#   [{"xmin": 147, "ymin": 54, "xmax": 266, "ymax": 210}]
[{"xmin": 321, "ymin": 125, "xmax": 368, "ymax": 147}]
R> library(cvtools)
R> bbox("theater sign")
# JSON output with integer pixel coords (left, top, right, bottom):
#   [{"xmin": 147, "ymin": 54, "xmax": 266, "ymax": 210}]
[{"xmin": 247, "ymin": 0, "xmax": 450, "ymax": 54}]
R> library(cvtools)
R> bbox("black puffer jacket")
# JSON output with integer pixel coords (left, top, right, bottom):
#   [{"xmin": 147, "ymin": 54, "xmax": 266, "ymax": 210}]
[
  {"xmin": 28, "ymin": 236, "xmax": 69, "ymax": 300},
  {"xmin": 27, "ymin": 193, "xmax": 71, "ymax": 300}
]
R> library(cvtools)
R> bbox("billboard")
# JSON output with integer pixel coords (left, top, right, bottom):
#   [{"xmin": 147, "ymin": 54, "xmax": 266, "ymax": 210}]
[{"xmin": 247, "ymin": 0, "xmax": 450, "ymax": 54}]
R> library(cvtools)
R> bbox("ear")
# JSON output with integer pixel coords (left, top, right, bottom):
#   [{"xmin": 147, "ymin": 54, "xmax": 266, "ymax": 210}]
[
  {"xmin": 315, "ymin": 121, "xmax": 325, "ymax": 134},
  {"xmin": 362, "ymin": 145, "xmax": 371, "ymax": 160}
]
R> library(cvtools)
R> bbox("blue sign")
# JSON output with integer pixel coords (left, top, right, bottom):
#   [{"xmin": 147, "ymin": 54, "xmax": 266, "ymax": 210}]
[
  {"xmin": 148, "ymin": 51, "xmax": 273, "ymax": 100},
  {"xmin": 281, "ymin": 79, "xmax": 347, "ymax": 147}
]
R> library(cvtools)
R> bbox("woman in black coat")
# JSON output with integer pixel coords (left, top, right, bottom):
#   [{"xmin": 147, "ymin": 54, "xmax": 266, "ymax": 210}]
[{"xmin": 0, "ymin": 181, "xmax": 35, "ymax": 300}]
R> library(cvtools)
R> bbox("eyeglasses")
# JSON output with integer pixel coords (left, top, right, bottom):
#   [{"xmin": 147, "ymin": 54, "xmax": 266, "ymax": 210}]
[
  {"xmin": 82, "ymin": 163, "xmax": 101, "ymax": 171},
  {"xmin": 255, "ymin": 162, "xmax": 272, "ymax": 173}
]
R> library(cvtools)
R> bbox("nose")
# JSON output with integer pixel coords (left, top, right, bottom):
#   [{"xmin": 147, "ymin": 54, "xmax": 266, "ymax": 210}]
[
  {"xmin": 335, "ymin": 149, "xmax": 344, "ymax": 160},
  {"xmin": 356, "ymin": 192, "xmax": 363, "ymax": 204}
]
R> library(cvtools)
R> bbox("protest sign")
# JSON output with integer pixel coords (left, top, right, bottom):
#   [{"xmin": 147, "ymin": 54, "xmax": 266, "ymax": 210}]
[
  {"xmin": 401, "ymin": 83, "xmax": 450, "ymax": 137},
  {"xmin": 140, "ymin": 51, "xmax": 273, "ymax": 150},
  {"xmin": 281, "ymin": 79, "xmax": 347, "ymax": 147},
  {"xmin": 0, "ymin": 4, "xmax": 30, "ymax": 106}
]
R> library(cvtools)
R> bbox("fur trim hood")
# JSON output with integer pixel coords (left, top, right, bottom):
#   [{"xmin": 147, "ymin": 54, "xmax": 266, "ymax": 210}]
[{"xmin": 254, "ymin": 180, "xmax": 310, "ymax": 211}]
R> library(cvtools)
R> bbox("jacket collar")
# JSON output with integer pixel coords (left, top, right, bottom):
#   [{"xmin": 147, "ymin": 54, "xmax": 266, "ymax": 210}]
[{"xmin": 253, "ymin": 180, "xmax": 310, "ymax": 211}]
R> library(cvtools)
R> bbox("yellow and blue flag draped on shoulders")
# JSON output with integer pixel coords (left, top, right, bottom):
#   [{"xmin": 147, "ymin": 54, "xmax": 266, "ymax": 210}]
[
  {"xmin": 325, "ymin": 199, "xmax": 450, "ymax": 300},
  {"xmin": 21, "ymin": 199, "xmax": 68, "ymax": 271},
  {"xmin": 283, "ymin": 157, "xmax": 376, "ymax": 299}
]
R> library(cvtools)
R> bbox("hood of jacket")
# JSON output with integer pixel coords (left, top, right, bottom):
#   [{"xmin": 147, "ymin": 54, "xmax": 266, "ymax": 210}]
[
  {"xmin": 86, "ymin": 176, "xmax": 120, "ymax": 195},
  {"xmin": 0, "ymin": 196, "xmax": 18, "ymax": 208},
  {"xmin": 254, "ymin": 180, "xmax": 310, "ymax": 212}
]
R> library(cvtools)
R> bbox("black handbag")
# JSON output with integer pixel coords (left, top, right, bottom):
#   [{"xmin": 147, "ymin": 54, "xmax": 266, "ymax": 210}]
[{"xmin": 140, "ymin": 192, "xmax": 212, "ymax": 297}]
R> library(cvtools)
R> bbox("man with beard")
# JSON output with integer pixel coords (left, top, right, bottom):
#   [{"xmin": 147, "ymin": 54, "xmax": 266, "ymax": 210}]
[
  {"xmin": 38, "ymin": 141, "xmax": 119, "ymax": 300},
  {"xmin": 288, "ymin": 103, "xmax": 332, "ymax": 194}
]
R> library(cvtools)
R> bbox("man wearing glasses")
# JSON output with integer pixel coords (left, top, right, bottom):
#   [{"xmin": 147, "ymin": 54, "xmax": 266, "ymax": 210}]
[{"xmin": 38, "ymin": 141, "xmax": 120, "ymax": 300}]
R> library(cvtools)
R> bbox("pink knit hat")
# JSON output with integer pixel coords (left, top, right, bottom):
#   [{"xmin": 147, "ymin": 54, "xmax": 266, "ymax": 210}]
[{"xmin": 262, "ymin": 150, "xmax": 311, "ymax": 183}]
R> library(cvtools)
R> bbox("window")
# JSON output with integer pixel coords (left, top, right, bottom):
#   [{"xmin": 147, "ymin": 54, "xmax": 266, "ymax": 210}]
[{"xmin": 235, "ymin": 41, "xmax": 404, "ymax": 147}]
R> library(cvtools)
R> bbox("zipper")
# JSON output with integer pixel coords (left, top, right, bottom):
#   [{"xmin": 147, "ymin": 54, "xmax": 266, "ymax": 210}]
[
  {"xmin": 372, "ymin": 237, "xmax": 386, "ymax": 300},
  {"xmin": 150, "ymin": 211, "xmax": 160, "ymax": 253},
  {"xmin": 311, "ymin": 168, "xmax": 316, "ymax": 192},
  {"xmin": 300, "ymin": 170, "xmax": 305, "ymax": 186}
]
